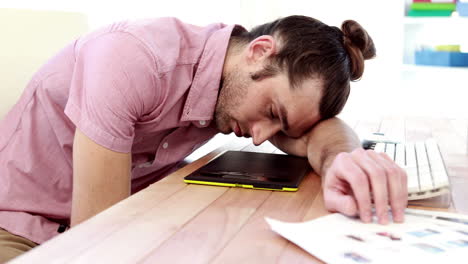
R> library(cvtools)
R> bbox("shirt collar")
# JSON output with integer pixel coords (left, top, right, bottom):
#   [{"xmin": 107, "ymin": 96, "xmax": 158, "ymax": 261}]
[{"xmin": 180, "ymin": 24, "xmax": 236, "ymax": 123}]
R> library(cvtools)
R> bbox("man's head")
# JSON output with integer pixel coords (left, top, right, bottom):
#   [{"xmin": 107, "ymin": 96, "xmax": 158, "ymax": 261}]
[{"xmin": 214, "ymin": 15, "xmax": 376, "ymax": 145}]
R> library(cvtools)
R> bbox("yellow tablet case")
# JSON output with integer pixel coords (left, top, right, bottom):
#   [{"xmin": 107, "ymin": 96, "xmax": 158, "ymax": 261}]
[{"xmin": 184, "ymin": 151, "xmax": 310, "ymax": 192}]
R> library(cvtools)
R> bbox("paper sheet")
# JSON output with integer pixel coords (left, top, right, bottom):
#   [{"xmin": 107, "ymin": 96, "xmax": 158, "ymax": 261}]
[{"xmin": 266, "ymin": 209, "xmax": 468, "ymax": 264}]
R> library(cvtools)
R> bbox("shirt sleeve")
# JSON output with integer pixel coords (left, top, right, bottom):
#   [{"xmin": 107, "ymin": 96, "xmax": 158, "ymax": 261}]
[{"xmin": 64, "ymin": 32, "xmax": 159, "ymax": 153}]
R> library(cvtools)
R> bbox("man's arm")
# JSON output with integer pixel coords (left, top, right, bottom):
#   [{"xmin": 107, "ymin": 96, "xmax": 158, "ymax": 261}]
[
  {"xmin": 71, "ymin": 129, "xmax": 131, "ymax": 227},
  {"xmin": 302, "ymin": 118, "xmax": 360, "ymax": 176},
  {"xmin": 270, "ymin": 117, "xmax": 407, "ymax": 224}
]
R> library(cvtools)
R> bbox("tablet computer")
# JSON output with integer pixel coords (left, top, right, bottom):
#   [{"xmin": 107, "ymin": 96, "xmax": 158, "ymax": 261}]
[{"xmin": 184, "ymin": 151, "xmax": 310, "ymax": 191}]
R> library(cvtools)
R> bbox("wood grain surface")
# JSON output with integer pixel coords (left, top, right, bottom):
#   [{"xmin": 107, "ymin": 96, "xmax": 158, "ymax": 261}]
[{"xmin": 10, "ymin": 117, "xmax": 467, "ymax": 264}]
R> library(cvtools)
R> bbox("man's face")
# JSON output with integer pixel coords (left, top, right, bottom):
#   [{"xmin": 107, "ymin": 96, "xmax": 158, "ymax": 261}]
[{"xmin": 214, "ymin": 65, "xmax": 323, "ymax": 145}]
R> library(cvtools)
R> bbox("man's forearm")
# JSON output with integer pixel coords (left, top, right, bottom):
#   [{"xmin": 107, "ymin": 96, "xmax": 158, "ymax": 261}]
[
  {"xmin": 305, "ymin": 118, "xmax": 361, "ymax": 177},
  {"xmin": 71, "ymin": 130, "xmax": 132, "ymax": 227}
]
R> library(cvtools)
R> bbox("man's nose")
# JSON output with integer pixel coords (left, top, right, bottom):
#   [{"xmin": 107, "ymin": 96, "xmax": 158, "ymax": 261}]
[{"xmin": 251, "ymin": 122, "xmax": 280, "ymax": 146}]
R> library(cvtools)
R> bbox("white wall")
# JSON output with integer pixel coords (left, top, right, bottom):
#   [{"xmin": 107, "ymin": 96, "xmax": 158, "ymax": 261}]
[
  {"xmin": 0, "ymin": 8, "xmax": 88, "ymax": 118},
  {"xmin": 1, "ymin": 0, "xmax": 243, "ymax": 28}
]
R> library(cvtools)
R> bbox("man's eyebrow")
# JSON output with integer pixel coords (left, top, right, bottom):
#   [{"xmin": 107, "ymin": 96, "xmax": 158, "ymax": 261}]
[{"xmin": 278, "ymin": 103, "xmax": 289, "ymax": 131}]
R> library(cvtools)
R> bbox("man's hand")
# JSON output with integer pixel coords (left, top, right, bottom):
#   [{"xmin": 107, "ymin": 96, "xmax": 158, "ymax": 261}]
[
  {"xmin": 270, "ymin": 117, "xmax": 408, "ymax": 224},
  {"xmin": 323, "ymin": 148, "xmax": 407, "ymax": 224}
]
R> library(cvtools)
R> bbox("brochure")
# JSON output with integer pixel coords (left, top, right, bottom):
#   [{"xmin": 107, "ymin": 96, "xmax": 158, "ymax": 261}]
[{"xmin": 266, "ymin": 209, "xmax": 468, "ymax": 263}]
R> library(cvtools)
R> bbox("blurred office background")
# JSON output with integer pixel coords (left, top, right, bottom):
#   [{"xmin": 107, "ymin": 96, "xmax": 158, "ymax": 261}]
[{"xmin": 1, "ymin": 0, "xmax": 467, "ymax": 121}]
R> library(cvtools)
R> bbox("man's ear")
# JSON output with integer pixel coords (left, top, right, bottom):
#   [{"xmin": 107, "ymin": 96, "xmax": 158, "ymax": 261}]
[{"xmin": 246, "ymin": 35, "xmax": 277, "ymax": 65}]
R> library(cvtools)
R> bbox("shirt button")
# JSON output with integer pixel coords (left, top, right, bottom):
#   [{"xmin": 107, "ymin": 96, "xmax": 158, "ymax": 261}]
[
  {"xmin": 138, "ymin": 162, "xmax": 152, "ymax": 168},
  {"xmin": 162, "ymin": 142, "xmax": 169, "ymax": 149},
  {"xmin": 199, "ymin": 120, "xmax": 206, "ymax": 126}
]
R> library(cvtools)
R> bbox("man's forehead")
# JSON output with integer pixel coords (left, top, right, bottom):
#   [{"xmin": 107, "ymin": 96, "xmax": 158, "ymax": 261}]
[{"xmin": 280, "ymin": 78, "xmax": 323, "ymax": 137}]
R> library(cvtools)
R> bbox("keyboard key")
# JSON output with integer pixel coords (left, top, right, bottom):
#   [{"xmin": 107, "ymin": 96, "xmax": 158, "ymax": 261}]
[
  {"xmin": 415, "ymin": 142, "xmax": 433, "ymax": 190},
  {"xmin": 415, "ymin": 142, "xmax": 429, "ymax": 166},
  {"xmin": 385, "ymin": 143, "xmax": 396, "ymax": 161},
  {"xmin": 426, "ymin": 140, "xmax": 449, "ymax": 192},
  {"xmin": 405, "ymin": 143, "xmax": 416, "ymax": 168},
  {"xmin": 432, "ymin": 170, "xmax": 450, "ymax": 189},
  {"xmin": 418, "ymin": 170, "xmax": 434, "ymax": 192},
  {"xmin": 406, "ymin": 168, "xmax": 420, "ymax": 193},
  {"xmin": 374, "ymin": 143, "xmax": 385, "ymax": 153},
  {"xmin": 425, "ymin": 139, "xmax": 449, "ymax": 188},
  {"xmin": 426, "ymin": 139, "xmax": 446, "ymax": 172},
  {"xmin": 395, "ymin": 143, "xmax": 406, "ymax": 167},
  {"xmin": 405, "ymin": 143, "xmax": 419, "ymax": 191}
]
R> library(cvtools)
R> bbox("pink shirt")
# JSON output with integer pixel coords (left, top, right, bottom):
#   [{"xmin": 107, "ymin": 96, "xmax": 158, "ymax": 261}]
[{"xmin": 0, "ymin": 17, "xmax": 234, "ymax": 244}]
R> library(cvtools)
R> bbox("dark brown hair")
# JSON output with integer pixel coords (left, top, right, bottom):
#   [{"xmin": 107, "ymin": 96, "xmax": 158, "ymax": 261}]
[{"xmin": 232, "ymin": 15, "xmax": 376, "ymax": 119}]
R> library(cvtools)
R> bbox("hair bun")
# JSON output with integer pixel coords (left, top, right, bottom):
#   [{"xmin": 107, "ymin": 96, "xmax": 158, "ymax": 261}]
[{"xmin": 341, "ymin": 20, "xmax": 376, "ymax": 81}]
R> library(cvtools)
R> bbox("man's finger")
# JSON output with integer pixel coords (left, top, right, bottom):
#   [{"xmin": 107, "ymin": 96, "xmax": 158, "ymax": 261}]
[
  {"xmin": 380, "ymin": 152, "xmax": 408, "ymax": 190},
  {"xmin": 333, "ymin": 153, "xmax": 373, "ymax": 223},
  {"xmin": 351, "ymin": 149, "xmax": 389, "ymax": 224},
  {"xmin": 370, "ymin": 151, "xmax": 408, "ymax": 223},
  {"xmin": 379, "ymin": 152, "xmax": 408, "ymax": 222},
  {"xmin": 324, "ymin": 190, "xmax": 358, "ymax": 217}
]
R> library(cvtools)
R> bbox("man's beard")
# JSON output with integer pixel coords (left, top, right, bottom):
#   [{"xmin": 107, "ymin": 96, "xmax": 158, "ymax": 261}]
[{"xmin": 214, "ymin": 66, "xmax": 249, "ymax": 134}]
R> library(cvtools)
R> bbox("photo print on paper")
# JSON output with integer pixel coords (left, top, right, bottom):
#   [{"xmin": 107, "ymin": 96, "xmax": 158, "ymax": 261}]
[
  {"xmin": 447, "ymin": 239, "xmax": 468, "ymax": 247},
  {"xmin": 343, "ymin": 252, "xmax": 371, "ymax": 263},
  {"xmin": 346, "ymin": 235, "xmax": 365, "ymax": 242},
  {"xmin": 408, "ymin": 229, "xmax": 440, "ymax": 238},
  {"xmin": 412, "ymin": 243, "xmax": 445, "ymax": 254},
  {"xmin": 376, "ymin": 232, "xmax": 401, "ymax": 241}
]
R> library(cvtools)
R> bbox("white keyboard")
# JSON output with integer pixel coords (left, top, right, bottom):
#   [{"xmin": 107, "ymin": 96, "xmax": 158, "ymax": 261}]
[{"xmin": 367, "ymin": 139, "xmax": 450, "ymax": 200}]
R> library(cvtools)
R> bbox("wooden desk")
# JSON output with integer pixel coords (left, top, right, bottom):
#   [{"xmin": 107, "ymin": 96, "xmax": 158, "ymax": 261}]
[{"xmin": 11, "ymin": 117, "xmax": 468, "ymax": 264}]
